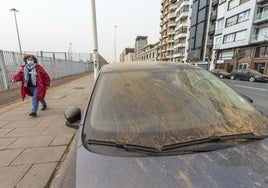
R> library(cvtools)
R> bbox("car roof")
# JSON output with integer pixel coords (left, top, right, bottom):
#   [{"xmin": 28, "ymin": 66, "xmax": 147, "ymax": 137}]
[{"xmin": 100, "ymin": 61, "xmax": 199, "ymax": 73}]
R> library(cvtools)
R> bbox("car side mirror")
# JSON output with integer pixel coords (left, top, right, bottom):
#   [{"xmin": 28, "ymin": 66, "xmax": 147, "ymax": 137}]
[{"xmin": 64, "ymin": 106, "xmax": 81, "ymax": 129}]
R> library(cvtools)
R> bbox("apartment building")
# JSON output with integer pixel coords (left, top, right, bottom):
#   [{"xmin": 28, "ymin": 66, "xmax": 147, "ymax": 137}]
[
  {"xmin": 159, "ymin": 0, "xmax": 177, "ymax": 61},
  {"xmin": 137, "ymin": 42, "xmax": 159, "ymax": 61},
  {"xmin": 134, "ymin": 36, "xmax": 148, "ymax": 61},
  {"xmin": 173, "ymin": 0, "xmax": 190, "ymax": 62},
  {"xmin": 120, "ymin": 48, "xmax": 135, "ymax": 62},
  {"xmin": 213, "ymin": 0, "xmax": 268, "ymax": 75},
  {"xmin": 187, "ymin": 0, "xmax": 211, "ymax": 63}
]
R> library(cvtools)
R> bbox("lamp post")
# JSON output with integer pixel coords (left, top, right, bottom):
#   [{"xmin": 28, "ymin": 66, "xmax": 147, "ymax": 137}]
[
  {"xmin": 114, "ymin": 26, "xmax": 118, "ymax": 62},
  {"xmin": 10, "ymin": 8, "xmax": 22, "ymax": 54},
  {"xmin": 91, "ymin": 0, "xmax": 99, "ymax": 80}
]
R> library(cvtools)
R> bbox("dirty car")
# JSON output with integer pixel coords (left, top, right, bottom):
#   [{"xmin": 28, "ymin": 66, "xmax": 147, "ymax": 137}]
[{"xmin": 66, "ymin": 62, "xmax": 268, "ymax": 188}]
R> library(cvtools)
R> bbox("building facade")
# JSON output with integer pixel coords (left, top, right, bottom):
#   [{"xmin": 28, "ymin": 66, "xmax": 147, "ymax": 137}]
[
  {"xmin": 213, "ymin": 0, "xmax": 268, "ymax": 75},
  {"xmin": 120, "ymin": 48, "xmax": 135, "ymax": 62},
  {"xmin": 134, "ymin": 36, "xmax": 148, "ymax": 61},
  {"xmin": 173, "ymin": 0, "xmax": 190, "ymax": 62},
  {"xmin": 137, "ymin": 42, "xmax": 159, "ymax": 61},
  {"xmin": 159, "ymin": 0, "xmax": 177, "ymax": 61},
  {"xmin": 187, "ymin": 0, "xmax": 211, "ymax": 63}
]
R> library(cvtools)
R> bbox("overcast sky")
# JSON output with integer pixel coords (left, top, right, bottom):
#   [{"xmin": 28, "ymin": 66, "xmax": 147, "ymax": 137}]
[{"xmin": 0, "ymin": 0, "xmax": 161, "ymax": 62}]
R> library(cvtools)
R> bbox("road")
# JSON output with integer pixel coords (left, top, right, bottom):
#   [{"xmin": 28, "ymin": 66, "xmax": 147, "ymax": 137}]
[{"xmin": 223, "ymin": 79, "xmax": 268, "ymax": 115}]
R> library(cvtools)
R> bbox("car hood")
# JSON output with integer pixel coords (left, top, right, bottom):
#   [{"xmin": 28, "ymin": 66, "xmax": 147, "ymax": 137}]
[{"xmin": 75, "ymin": 138, "xmax": 268, "ymax": 188}]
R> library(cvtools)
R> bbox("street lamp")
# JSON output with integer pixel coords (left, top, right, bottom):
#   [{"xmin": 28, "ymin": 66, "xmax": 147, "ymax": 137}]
[
  {"xmin": 114, "ymin": 26, "xmax": 118, "ymax": 62},
  {"xmin": 10, "ymin": 8, "xmax": 22, "ymax": 54},
  {"xmin": 91, "ymin": 0, "xmax": 99, "ymax": 80}
]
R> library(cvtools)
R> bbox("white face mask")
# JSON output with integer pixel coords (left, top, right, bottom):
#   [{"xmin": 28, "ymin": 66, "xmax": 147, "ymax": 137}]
[{"xmin": 27, "ymin": 60, "xmax": 35, "ymax": 66}]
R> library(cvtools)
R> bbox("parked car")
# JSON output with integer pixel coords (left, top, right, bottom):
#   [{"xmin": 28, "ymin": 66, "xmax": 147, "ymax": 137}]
[
  {"xmin": 65, "ymin": 62, "xmax": 268, "ymax": 188},
  {"xmin": 210, "ymin": 69, "xmax": 230, "ymax": 79},
  {"xmin": 230, "ymin": 69, "xmax": 268, "ymax": 82}
]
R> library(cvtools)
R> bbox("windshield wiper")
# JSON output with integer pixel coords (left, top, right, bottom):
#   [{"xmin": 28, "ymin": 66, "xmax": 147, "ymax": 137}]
[
  {"xmin": 87, "ymin": 139, "xmax": 159, "ymax": 154},
  {"xmin": 161, "ymin": 132, "xmax": 267, "ymax": 151}
]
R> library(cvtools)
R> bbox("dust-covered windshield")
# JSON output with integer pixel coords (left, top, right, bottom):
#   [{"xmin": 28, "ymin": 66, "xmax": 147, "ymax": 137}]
[{"xmin": 84, "ymin": 67, "xmax": 267, "ymax": 147}]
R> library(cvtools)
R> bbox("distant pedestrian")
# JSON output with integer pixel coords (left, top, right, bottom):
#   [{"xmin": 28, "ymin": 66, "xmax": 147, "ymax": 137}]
[{"xmin": 11, "ymin": 54, "xmax": 50, "ymax": 117}]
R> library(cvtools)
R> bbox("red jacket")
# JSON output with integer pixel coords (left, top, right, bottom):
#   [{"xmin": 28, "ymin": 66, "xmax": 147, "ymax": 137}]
[{"xmin": 12, "ymin": 64, "xmax": 50, "ymax": 101}]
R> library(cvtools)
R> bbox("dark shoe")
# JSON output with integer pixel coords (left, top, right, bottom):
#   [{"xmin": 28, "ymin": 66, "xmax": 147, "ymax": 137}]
[
  {"xmin": 41, "ymin": 105, "xmax": 47, "ymax": 111},
  {"xmin": 29, "ymin": 112, "xmax": 37, "ymax": 117}
]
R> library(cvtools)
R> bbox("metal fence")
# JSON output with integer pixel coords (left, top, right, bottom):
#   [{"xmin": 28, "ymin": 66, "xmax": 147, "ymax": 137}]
[
  {"xmin": 0, "ymin": 50, "xmax": 94, "ymax": 90},
  {"xmin": 23, "ymin": 51, "xmax": 93, "ymax": 62}
]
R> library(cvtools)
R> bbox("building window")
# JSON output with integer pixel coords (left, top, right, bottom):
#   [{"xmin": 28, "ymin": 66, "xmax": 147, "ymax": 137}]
[
  {"xmin": 223, "ymin": 30, "xmax": 246, "ymax": 43},
  {"xmin": 223, "ymin": 33, "xmax": 235, "ymax": 43},
  {"xmin": 239, "ymin": 49, "xmax": 252, "ymax": 58},
  {"xmin": 255, "ymin": 46, "xmax": 268, "ymax": 58},
  {"xmin": 226, "ymin": 10, "xmax": 250, "ymax": 27},
  {"xmin": 214, "ymin": 36, "xmax": 222, "ymax": 49},
  {"xmin": 235, "ymin": 30, "xmax": 246, "ymax": 41},
  {"xmin": 238, "ymin": 10, "xmax": 250, "ymax": 22},
  {"xmin": 226, "ymin": 15, "xmax": 238, "ymax": 27},
  {"xmin": 220, "ymin": 50, "xmax": 234, "ymax": 60},
  {"xmin": 228, "ymin": 0, "xmax": 249, "ymax": 10},
  {"xmin": 216, "ymin": 18, "xmax": 224, "ymax": 34}
]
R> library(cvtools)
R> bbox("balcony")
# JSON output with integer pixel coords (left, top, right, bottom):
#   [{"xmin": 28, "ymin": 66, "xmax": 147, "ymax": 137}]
[
  {"xmin": 168, "ymin": 22, "xmax": 176, "ymax": 27},
  {"xmin": 213, "ymin": 44, "xmax": 221, "ymax": 50},
  {"xmin": 177, "ymin": 12, "xmax": 188, "ymax": 21},
  {"xmin": 176, "ymin": 32, "xmax": 187, "ymax": 39},
  {"xmin": 174, "ymin": 43, "xmax": 186, "ymax": 48},
  {"xmin": 167, "ymin": 47, "xmax": 174, "ymax": 51},
  {"xmin": 212, "ymin": 0, "xmax": 219, "ymax": 6},
  {"xmin": 208, "ymin": 25, "xmax": 215, "ymax": 35},
  {"xmin": 169, "ymin": 4, "xmax": 177, "ymax": 11},
  {"xmin": 257, "ymin": 0, "xmax": 268, "ymax": 4},
  {"xmin": 207, "ymin": 39, "xmax": 214, "ymax": 48},
  {"xmin": 168, "ymin": 30, "xmax": 175, "ymax": 35},
  {"xmin": 215, "ymin": 28, "xmax": 223, "ymax": 35},
  {"xmin": 173, "ymin": 52, "xmax": 185, "ymax": 58},
  {"xmin": 250, "ymin": 34, "xmax": 268, "ymax": 44},
  {"xmin": 254, "ymin": 12, "xmax": 268, "ymax": 25},
  {"xmin": 167, "ymin": 38, "xmax": 174, "ymax": 43},
  {"xmin": 210, "ymin": 10, "xmax": 217, "ymax": 21},
  {"xmin": 169, "ymin": 13, "xmax": 176, "ymax": 19}
]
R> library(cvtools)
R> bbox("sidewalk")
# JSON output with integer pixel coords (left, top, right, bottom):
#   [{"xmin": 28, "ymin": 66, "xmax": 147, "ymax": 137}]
[{"xmin": 0, "ymin": 73, "xmax": 94, "ymax": 188}]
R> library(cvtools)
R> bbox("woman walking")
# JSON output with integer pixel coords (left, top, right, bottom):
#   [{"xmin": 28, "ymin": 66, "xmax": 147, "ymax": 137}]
[{"xmin": 11, "ymin": 54, "xmax": 50, "ymax": 117}]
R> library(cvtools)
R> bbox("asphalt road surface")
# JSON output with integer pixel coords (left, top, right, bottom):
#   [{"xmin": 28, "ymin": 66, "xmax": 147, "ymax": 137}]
[{"xmin": 223, "ymin": 79, "xmax": 268, "ymax": 115}]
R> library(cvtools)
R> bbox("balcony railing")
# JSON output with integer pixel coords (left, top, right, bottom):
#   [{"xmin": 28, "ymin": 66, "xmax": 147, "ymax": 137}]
[
  {"xmin": 210, "ymin": 10, "xmax": 217, "ymax": 21},
  {"xmin": 212, "ymin": 0, "xmax": 219, "ymax": 6},
  {"xmin": 254, "ymin": 12, "xmax": 268, "ymax": 24},
  {"xmin": 215, "ymin": 28, "xmax": 223, "ymax": 35},
  {"xmin": 257, "ymin": 0, "xmax": 268, "ymax": 4},
  {"xmin": 250, "ymin": 34, "xmax": 268, "ymax": 43}
]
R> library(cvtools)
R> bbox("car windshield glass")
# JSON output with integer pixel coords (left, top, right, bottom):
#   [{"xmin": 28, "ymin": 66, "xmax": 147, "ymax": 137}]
[{"xmin": 84, "ymin": 67, "xmax": 267, "ymax": 148}]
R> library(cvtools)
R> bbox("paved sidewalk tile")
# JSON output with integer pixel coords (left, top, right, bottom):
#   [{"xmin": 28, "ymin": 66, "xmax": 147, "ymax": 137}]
[
  {"xmin": 16, "ymin": 162, "xmax": 57, "ymax": 188},
  {"xmin": 0, "ymin": 128, "xmax": 14, "ymax": 137},
  {"xmin": 12, "ymin": 146, "xmax": 66, "ymax": 165},
  {"xmin": 4, "ymin": 119, "xmax": 41, "ymax": 128},
  {"xmin": 0, "ymin": 149, "xmax": 23, "ymax": 167},
  {"xmin": 7, "ymin": 135, "xmax": 55, "ymax": 149},
  {"xmin": 0, "ymin": 137, "xmax": 17, "ymax": 150},
  {"xmin": 3, "ymin": 126, "xmax": 48, "ymax": 137},
  {"xmin": 0, "ymin": 164, "xmax": 31, "ymax": 188},
  {"xmin": 50, "ymin": 134, "xmax": 74, "ymax": 146}
]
